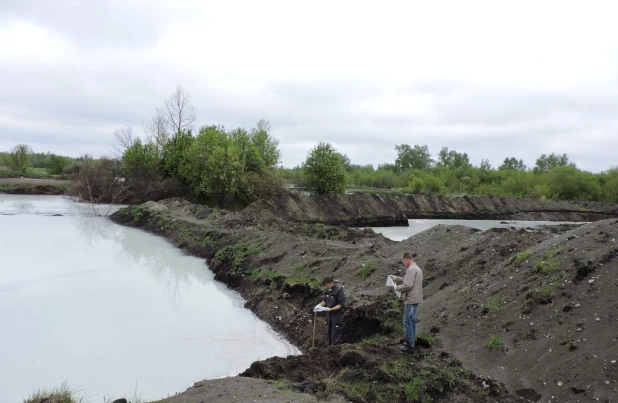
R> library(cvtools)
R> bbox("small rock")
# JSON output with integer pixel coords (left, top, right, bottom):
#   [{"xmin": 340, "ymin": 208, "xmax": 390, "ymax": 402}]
[
  {"xmin": 605, "ymin": 381, "xmax": 610, "ymax": 385},
  {"xmin": 611, "ymin": 360, "xmax": 617, "ymax": 364},
  {"xmin": 588, "ymin": 279, "xmax": 595, "ymax": 284},
  {"xmin": 595, "ymin": 317, "xmax": 601, "ymax": 322},
  {"xmin": 557, "ymin": 381, "xmax": 563, "ymax": 386},
  {"xmin": 575, "ymin": 304, "xmax": 581, "ymax": 308}
]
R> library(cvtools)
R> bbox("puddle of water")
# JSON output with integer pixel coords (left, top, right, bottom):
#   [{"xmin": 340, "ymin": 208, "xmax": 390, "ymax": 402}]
[{"xmin": 372, "ymin": 219, "xmax": 581, "ymax": 241}]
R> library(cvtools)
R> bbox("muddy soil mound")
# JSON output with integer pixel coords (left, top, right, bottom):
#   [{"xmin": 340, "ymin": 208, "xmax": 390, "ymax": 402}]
[
  {"xmin": 239, "ymin": 193, "xmax": 618, "ymax": 227},
  {"xmin": 111, "ymin": 202, "xmax": 617, "ymax": 402},
  {"xmin": 0, "ymin": 184, "xmax": 68, "ymax": 195},
  {"xmin": 241, "ymin": 344, "xmax": 519, "ymax": 403},
  {"xmin": 413, "ymin": 219, "xmax": 618, "ymax": 402}
]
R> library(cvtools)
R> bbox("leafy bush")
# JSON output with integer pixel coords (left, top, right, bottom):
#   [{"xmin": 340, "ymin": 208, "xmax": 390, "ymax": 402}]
[
  {"xmin": 303, "ymin": 142, "xmax": 348, "ymax": 194},
  {"xmin": 215, "ymin": 243, "xmax": 261, "ymax": 274}
]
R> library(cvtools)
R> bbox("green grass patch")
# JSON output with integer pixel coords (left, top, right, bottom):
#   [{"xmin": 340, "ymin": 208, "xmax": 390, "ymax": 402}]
[
  {"xmin": 381, "ymin": 298, "xmax": 404, "ymax": 335},
  {"xmin": 534, "ymin": 249, "xmax": 560, "ymax": 274},
  {"xmin": 508, "ymin": 249, "xmax": 531, "ymax": 265},
  {"xmin": 24, "ymin": 382, "xmax": 80, "ymax": 403},
  {"xmin": 522, "ymin": 271, "xmax": 568, "ymax": 314},
  {"xmin": 404, "ymin": 377, "xmax": 425, "ymax": 402},
  {"xmin": 417, "ymin": 332, "xmax": 435, "ymax": 345},
  {"xmin": 215, "ymin": 243, "xmax": 261, "ymax": 274},
  {"xmin": 358, "ymin": 262, "xmax": 376, "ymax": 279},
  {"xmin": 272, "ymin": 379, "xmax": 289, "ymax": 391},
  {"xmin": 294, "ymin": 264, "xmax": 305, "ymax": 273},
  {"xmin": 484, "ymin": 296, "xmax": 507, "ymax": 314},
  {"xmin": 325, "ymin": 361, "xmax": 458, "ymax": 403},
  {"xmin": 345, "ymin": 381, "xmax": 371, "ymax": 402},
  {"xmin": 285, "ymin": 276, "xmax": 322, "ymax": 287},
  {"xmin": 485, "ymin": 335, "xmax": 504, "ymax": 351},
  {"xmin": 201, "ymin": 236, "xmax": 216, "ymax": 247},
  {"xmin": 358, "ymin": 334, "xmax": 385, "ymax": 346},
  {"xmin": 131, "ymin": 206, "xmax": 147, "ymax": 221},
  {"xmin": 251, "ymin": 268, "xmax": 286, "ymax": 284}
]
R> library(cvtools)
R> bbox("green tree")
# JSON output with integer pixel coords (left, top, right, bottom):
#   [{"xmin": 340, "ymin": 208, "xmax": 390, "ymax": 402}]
[
  {"xmin": 181, "ymin": 125, "xmax": 247, "ymax": 206},
  {"xmin": 336, "ymin": 153, "xmax": 353, "ymax": 171},
  {"xmin": 533, "ymin": 153, "xmax": 573, "ymax": 173},
  {"xmin": 250, "ymin": 119, "xmax": 281, "ymax": 168},
  {"xmin": 47, "ymin": 154, "xmax": 70, "ymax": 175},
  {"xmin": 600, "ymin": 167, "xmax": 618, "ymax": 203},
  {"xmin": 480, "ymin": 159, "xmax": 492, "ymax": 170},
  {"xmin": 499, "ymin": 157, "xmax": 527, "ymax": 171},
  {"xmin": 547, "ymin": 166, "xmax": 601, "ymax": 201},
  {"xmin": 437, "ymin": 147, "xmax": 471, "ymax": 169},
  {"xmin": 121, "ymin": 138, "xmax": 160, "ymax": 175},
  {"xmin": 161, "ymin": 129, "xmax": 194, "ymax": 179},
  {"xmin": 394, "ymin": 144, "xmax": 434, "ymax": 171},
  {"xmin": 230, "ymin": 127, "xmax": 265, "ymax": 173},
  {"xmin": 2, "ymin": 144, "xmax": 32, "ymax": 173},
  {"xmin": 303, "ymin": 142, "xmax": 348, "ymax": 194}
]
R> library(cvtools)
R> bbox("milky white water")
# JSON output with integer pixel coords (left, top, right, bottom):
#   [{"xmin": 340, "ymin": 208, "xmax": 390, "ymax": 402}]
[
  {"xmin": 372, "ymin": 218, "xmax": 581, "ymax": 241},
  {"xmin": 0, "ymin": 195, "xmax": 299, "ymax": 403}
]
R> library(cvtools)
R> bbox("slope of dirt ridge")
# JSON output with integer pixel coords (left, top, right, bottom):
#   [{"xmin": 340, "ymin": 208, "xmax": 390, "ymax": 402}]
[
  {"xmin": 110, "ymin": 200, "xmax": 616, "ymax": 402},
  {"xmin": 409, "ymin": 220, "xmax": 618, "ymax": 403},
  {"xmin": 237, "ymin": 193, "xmax": 618, "ymax": 227}
]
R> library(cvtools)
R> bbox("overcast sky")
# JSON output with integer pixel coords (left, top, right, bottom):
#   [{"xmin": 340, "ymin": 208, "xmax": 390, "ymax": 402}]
[{"xmin": 1, "ymin": 0, "xmax": 617, "ymax": 171}]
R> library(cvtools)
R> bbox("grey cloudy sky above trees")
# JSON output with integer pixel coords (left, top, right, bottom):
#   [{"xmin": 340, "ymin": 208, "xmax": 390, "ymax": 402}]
[{"xmin": 1, "ymin": 0, "xmax": 617, "ymax": 171}]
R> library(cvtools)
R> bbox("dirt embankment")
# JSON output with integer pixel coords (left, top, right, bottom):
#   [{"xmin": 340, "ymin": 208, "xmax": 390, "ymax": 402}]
[
  {"xmin": 239, "ymin": 193, "xmax": 618, "ymax": 227},
  {"xmin": 110, "ymin": 199, "xmax": 617, "ymax": 402},
  {"xmin": 0, "ymin": 178, "xmax": 71, "ymax": 195}
]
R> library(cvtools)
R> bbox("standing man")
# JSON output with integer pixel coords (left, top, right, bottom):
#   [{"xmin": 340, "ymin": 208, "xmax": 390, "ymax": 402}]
[
  {"xmin": 390, "ymin": 252, "xmax": 423, "ymax": 353},
  {"xmin": 315, "ymin": 277, "xmax": 346, "ymax": 345}
]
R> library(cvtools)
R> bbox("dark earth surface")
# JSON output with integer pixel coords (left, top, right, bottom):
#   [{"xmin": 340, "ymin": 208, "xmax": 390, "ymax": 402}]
[
  {"xmin": 105, "ymin": 195, "xmax": 618, "ymax": 403},
  {"xmin": 0, "ymin": 178, "xmax": 70, "ymax": 195}
]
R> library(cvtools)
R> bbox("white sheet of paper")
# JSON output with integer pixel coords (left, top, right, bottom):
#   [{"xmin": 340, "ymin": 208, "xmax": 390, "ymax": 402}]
[{"xmin": 386, "ymin": 276, "xmax": 402, "ymax": 298}]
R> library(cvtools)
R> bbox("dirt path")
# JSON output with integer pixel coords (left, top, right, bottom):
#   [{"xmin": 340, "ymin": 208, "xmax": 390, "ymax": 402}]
[{"xmin": 150, "ymin": 377, "xmax": 326, "ymax": 403}]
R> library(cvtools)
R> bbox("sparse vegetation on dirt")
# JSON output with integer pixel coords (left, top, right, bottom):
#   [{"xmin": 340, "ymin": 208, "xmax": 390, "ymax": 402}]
[
  {"xmin": 485, "ymin": 335, "xmax": 504, "ymax": 351},
  {"xmin": 508, "ymin": 248, "xmax": 531, "ymax": 265},
  {"xmin": 534, "ymin": 249, "xmax": 561, "ymax": 274},
  {"xmin": 24, "ymin": 383, "xmax": 80, "ymax": 403},
  {"xmin": 106, "ymin": 199, "xmax": 618, "ymax": 403},
  {"xmin": 214, "ymin": 242, "xmax": 261, "ymax": 274},
  {"xmin": 358, "ymin": 262, "xmax": 375, "ymax": 279},
  {"xmin": 484, "ymin": 296, "xmax": 507, "ymax": 314}
]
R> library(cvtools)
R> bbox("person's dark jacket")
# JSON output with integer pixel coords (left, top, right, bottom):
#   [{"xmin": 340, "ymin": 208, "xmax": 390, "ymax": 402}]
[{"xmin": 322, "ymin": 284, "xmax": 345, "ymax": 323}]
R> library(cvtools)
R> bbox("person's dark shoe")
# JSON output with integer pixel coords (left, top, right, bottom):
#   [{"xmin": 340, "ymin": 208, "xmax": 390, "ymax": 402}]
[{"xmin": 398, "ymin": 345, "xmax": 416, "ymax": 354}]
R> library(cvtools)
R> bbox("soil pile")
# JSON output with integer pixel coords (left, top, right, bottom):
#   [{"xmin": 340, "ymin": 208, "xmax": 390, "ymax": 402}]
[
  {"xmin": 239, "ymin": 193, "xmax": 618, "ymax": 227},
  {"xmin": 110, "ymin": 199, "xmax": 617, "ymax": 402}
]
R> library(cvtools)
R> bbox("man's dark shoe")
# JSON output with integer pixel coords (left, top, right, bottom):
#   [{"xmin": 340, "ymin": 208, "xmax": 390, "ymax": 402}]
[{"xmin": 398, "ymin": 345, "xmax": 416, "ymax": 354}]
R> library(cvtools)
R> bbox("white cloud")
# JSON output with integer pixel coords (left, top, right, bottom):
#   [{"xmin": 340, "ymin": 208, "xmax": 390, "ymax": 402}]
[{"xmin": 0, "ymin": 0, "xmax": 617, "ymax": 171}]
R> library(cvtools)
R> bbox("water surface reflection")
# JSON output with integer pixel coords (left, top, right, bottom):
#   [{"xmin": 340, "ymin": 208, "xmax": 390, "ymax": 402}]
[{"xmin": 0, "ymin": 195, "xmax": 298, "ymax": 403}]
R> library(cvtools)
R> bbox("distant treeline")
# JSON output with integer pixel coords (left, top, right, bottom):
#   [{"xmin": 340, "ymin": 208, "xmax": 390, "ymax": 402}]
[
  {"xmin": 0, "ymin": 147, "xmax": 82, "ymax": 178},
  {"xmin": 280, "ymin": 146, "xmax": 618, "ymax": 204},
  {"xmin": 2, "ymin": 87, "xmax": 617, "ymax": 206}
]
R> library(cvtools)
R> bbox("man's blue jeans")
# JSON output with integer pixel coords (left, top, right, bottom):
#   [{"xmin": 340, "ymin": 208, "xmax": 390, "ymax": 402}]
[{"xmin": 403, "ymin": 303, "xmax": 418, "ymax": 348}]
